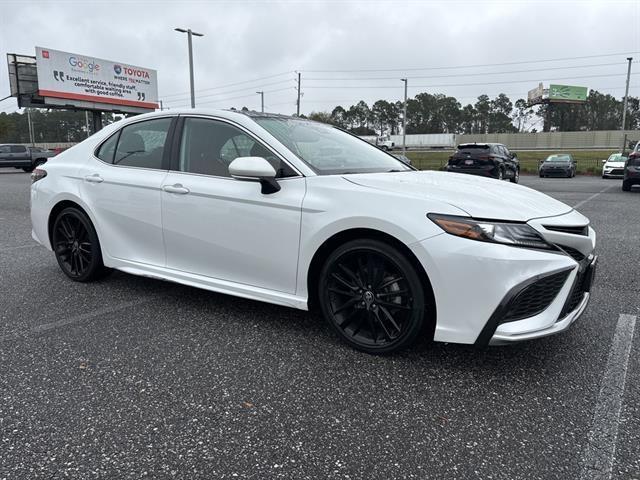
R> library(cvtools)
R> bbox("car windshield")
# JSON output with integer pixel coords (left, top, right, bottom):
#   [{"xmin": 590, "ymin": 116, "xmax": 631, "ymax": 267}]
[
  {"xmin": 252, "ymin": 117, "xmax": 411, "ymax": 175},
  {"xmin": 545, "ymin": 155, "xmax": 571, "ymax": 163},
  {"xmin": 608, "ymin": 154, "xmax": 626, "ymax": 162}
]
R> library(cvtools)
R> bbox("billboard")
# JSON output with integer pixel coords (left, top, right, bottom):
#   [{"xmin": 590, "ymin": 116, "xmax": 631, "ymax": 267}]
[
  {"xmin": 35, "ymin": 46, "xmax": 159, "ymax": 110},
  {"xmin": 527, "ymin": 82, "xmax": 545, "ymax": 105},
  {"xmin": 548, "ymin": 84, "xmax": 588, "ymax": 103}
]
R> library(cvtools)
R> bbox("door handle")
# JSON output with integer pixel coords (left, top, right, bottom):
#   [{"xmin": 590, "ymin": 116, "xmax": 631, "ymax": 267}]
[
  {"xmin": 162, "ymin": 184, "xmax": 190, "ymax": 194},
  {"xmin": 84, "ymin": 174, "xmax": 104, "ymax": 183}
]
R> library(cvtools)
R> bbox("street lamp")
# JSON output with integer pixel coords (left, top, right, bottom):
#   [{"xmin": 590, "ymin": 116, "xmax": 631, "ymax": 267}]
[
  {"xmin": 256, "ymin": 91, "xmax": 264, "ymax": 112},
  {"xmin": 175, "ymin": 27, "xmax": 204, "ymax": 108}
]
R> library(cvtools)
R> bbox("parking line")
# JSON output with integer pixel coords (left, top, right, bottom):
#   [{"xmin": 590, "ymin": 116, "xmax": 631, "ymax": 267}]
[
  {"xmin": 0, "ymin": 244, "xmax": 40, "ymax": 252},
  {"xmin": 573, "ymin": 185, "xmax": 616, "ymax": 210},
  {"xmin": 0, "ymin": 297, "xmax": 156, "ymax": 343},
  {"xmin": 579, "ymin": 314, "xmax": 637, "ymax": 480}
]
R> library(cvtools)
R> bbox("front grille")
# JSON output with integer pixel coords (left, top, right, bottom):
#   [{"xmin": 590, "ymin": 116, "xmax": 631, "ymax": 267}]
[
  {"xmin": 558, "ymin": 245, "xmax": 585, "ymax": 262},
  {"xmin": 543, "ymin": 225, "xmax": 588, "ymax": 236},
  {"xmin": 610, "ymin": 168, "xmax": 624, "ymax": 175},
  {"xmin": 502, "ymin": 270, "xmax": 571, "ymax": 322}
]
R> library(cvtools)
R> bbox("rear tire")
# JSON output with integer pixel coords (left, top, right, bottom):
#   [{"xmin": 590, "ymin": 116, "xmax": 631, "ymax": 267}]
[
  {"xmin": 22, "ymin": 166, "xmax": 34, "ymax": 173},
  {"xmin": 318, "ymin": 239, "xmax": 428, "ymax": 354},
  {"xmin": 52, "ymin": 207, "xmax": 110, "ymax": 282},
  {"xmin": 622, "ymin": 181, "xmax": 631, "ymax": 192}
]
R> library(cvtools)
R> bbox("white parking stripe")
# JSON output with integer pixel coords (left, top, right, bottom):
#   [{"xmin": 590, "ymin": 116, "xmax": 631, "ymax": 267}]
[
  {"xmin": 0, "ymin": 244, "xmax": 39, "ymax": 252},
  {"xmin": 0, "ymin": 297, "xmax": 156, "ymax": 343},
  {"xmin": 573, "ymin": 185, "xmax": 616, "ymax": 210},
  {"xmin": 579, "ymin": 314, "xmax": 637, "ymax": 480}
]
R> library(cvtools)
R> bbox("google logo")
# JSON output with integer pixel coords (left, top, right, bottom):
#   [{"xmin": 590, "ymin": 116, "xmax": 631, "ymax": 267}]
[{"xmin": 68, "ymin": 56, "xmax": 101, "ymax": 73}]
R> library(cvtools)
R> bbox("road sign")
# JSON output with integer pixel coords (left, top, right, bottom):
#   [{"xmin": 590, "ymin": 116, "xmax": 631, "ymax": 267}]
[{"xmin": 35, "ymin": 47, "xmax": 158, "ymax": 111}]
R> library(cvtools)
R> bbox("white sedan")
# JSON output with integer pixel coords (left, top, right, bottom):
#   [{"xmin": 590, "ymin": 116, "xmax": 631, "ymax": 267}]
[
  {"xmin": 601, "ymin": 153, "xmax": 627, "ymax": 178},
  {"xmin": 30, "ymin": 109, "xmax": 597, "ymax": 354}
]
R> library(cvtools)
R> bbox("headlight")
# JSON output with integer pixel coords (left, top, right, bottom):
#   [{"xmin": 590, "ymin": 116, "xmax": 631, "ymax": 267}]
[{"xmin": 428, "ymin": 214, "xmax": 555, "ymax": 250}]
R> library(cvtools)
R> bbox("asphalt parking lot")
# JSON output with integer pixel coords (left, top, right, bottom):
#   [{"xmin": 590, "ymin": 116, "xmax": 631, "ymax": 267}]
[{"xmin": 1, "ymin": 171, "xmax": 639, "ymax": 480}]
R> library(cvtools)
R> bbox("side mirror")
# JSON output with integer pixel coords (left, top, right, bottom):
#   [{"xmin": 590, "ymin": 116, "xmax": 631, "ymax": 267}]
[
  {"xmin": 601, "ymin": 159, "xmax": 607, "ymax": 164},
  {"xmin": 229, "ymin": 156, "xmax": 280, "ymax": 194}
]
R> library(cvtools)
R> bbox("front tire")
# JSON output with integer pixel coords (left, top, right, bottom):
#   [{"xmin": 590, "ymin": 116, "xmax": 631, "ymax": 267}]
[
  {"xmin": 318, "ymin": 239, "xmax": 427, "ymax": 354},
  {"xmin": 22, "ymin": 166, "xmax": 34, "ymax": 173},
  {"xmin": 510, "ymin": 168, "xmax": 519, "ymax": 183},
  {"xmin": 497, "ymin": 168, "xmax": 504, "ymax": 180},
  {"xmin": 622, "ymin": 181, "xmax": 631, "ymax": 192},
  {"xmin": 52, "ymin": 207, "xmax": 108, "ymax": 282}
]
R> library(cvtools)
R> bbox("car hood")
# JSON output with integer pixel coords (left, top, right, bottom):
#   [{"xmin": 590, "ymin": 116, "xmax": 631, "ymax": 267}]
[
  {"xmin": 345, "ymin": 171, "xmax": 573, "ymax": 221},
  {"xmin": 604, "ymin": 161, "xmax": 625, "ymax": 167}
]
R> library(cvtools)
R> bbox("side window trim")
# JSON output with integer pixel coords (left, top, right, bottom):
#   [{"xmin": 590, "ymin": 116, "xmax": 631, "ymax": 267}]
[{"xmin": 172, "ymin": 114, "xmax": 303, "ymax": 179}]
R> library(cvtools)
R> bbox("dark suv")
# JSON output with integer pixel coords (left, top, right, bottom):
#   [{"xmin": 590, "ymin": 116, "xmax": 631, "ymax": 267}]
[
  {"xmin": 622, "ymin": 144, "xmax": 640, "ymax": 191},
  {"xmin": 446, "ymin": 143, "xmax": 519, "ymax": 183}
]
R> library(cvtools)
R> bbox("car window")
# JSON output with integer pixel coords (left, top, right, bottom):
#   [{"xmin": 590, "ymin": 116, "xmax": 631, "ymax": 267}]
[
  {"xmin": 178, "ymin": 117, "xmax": 296, "ymax": 178},
  {"xmin": 96, "ymin": 131, "xmax": 120, "ymax": 163},
  {"xmin": 0, "ymin": 145, "xmax": 10, "ymax": 154},
  {"xmin": 113, "ymin": 118, "xmax": 171, "ymax": 169},
  {"xmin": 10, "ymin": 145, "xmax": 27, "ymax": 153}
]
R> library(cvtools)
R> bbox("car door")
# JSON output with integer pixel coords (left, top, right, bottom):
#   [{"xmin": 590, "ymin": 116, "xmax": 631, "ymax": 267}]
[
  {"xmin": 81, "ymin": 116, "xmax": 175, "ymax": 266},
  {"xmin": 0, "ymin": 145, "xmax": 11, "ymax": 166},
  {"xmin": 161, "ymin": 116, "xmax": 305, "ymax": 294}
]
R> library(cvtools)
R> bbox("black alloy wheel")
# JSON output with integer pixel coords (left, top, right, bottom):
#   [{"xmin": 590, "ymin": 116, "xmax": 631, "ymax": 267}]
[
  {"xmin": 510, "ymin": 168, "xmax": 519, "ymax": 183},
  {"xmin": 319, "ymin": 239, "xmax": 427, "ymax": 354},
  {"xmin": 52, "ymin": 207, "xmax": 108, "ymax": 282},
  {"xmin": 497, "ymin": 168, "xmax": 504, "ymax": 180}
]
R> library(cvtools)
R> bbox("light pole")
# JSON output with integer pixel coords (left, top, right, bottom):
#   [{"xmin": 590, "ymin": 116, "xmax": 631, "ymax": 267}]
[
  {"xmin": 621, "ymin": 57, "xmax": 633, "ymax": 152},
  {"xmin": 401, "ymin": 78, "xmax": 408, "ymax": 155},
  {"xmin": 256, "ymin": 91, "xmax": 264, "ymax": 113},
  {"xmin": 175, "ymin": 27, "xmax": 204, "ymax": 108}
]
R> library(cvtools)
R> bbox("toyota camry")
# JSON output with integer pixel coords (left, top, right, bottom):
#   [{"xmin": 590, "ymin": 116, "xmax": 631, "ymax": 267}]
[{"xmin": 30, "ymin": 110, "xmax": 597, "ymax": 354}]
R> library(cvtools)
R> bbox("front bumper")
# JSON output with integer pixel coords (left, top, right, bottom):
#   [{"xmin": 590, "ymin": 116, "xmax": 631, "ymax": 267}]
[
  {"xmin": 409, "ymin": 209, "xmax": 596, "ymax": 345},
  {"xmin": 603, "ymin": 168, "xmax": 624, "ymax": 177},
  {"xmin": 487, "ymin": 255, "xmax": 596, "ymax": 345},
  {"xmin": 540, "ymin": 168, "xmax": 571, "ymax": 176}
]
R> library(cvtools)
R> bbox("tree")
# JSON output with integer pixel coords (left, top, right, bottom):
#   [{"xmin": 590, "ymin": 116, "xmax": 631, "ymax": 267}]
[
  {"xmin": 308, "ymin": 111, "xmax": 334, "ymax": 125},
  {"xmin": 512, "ymin": 99, "xmax": 534, "ymax": 132},
  {"xmin": 474, "ymin": 95, "xmax": 491, "ymax": 133},
  {"xmin": 488, "ymin": 94, "xmax": 516, "ymax": 133}
]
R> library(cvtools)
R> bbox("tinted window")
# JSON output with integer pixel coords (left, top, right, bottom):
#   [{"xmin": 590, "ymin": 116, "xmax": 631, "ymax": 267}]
[
  {"xmin": 179, "ymin": 117, "xmax": 296, "ymax": 178},
  {"xmin": 96, "ymin": 132, "xmax": 119, "ymax": 163},
  {"xmin": 113, "ymin": 118, "xmax": 171, "ymax": 169},
  {"xmin": 10, "ymin": 145, "xmax": 27, "ymax": 153},
  {"xmin": 0, "ymin": 145, "xmax": 10, "ymax": 154}
]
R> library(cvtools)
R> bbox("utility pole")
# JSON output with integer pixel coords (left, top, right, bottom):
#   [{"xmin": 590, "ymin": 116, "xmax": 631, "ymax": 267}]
[
  {"xmin": 296, "ymin": 72, "xmax": 301, "ymax": 116},
  {"xmin": 256, "ymin": 91, "xmax": 264, "ymax": 112},
  {"xmin": 621, "ymin": 57, "xmax": 633, "ymax": 153},
  {"xmin": 85, "ymin": 111, "xmax": 90, "ymax": 138},
  {"xmin": 26, "ymin": 108, "xmax": 34, "ymax": 146},
  {"xmin": 401, "ymin": 78, "xmax": 408, "ymax": 155},
  {"xmin": 175, "ymin": 27, "xmax": 204, "ymax": 108}
]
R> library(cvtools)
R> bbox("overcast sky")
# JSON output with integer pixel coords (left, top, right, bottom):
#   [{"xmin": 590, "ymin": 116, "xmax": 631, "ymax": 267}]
[{"xmin": 1, "ymin": 0, "xmax": 639, "ymax": 116}]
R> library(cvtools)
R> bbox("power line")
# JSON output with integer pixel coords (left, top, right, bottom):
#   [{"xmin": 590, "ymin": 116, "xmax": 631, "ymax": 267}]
[
  {"xmin": 303, "ymin": 61, "xmax": 639, "ymax": 82},
  {"xmin": 163, "ymin": 79, "xmax": 294, "ymax": 104},
  {"xmin": 300, "ymin": 51, "xmax": 640, "ymax": 73},
  {"xmin": 170, "ymin": 86, "xmax": 294, "ymax": 108},
  {"xmin": 161, "ymin": 70, "xmax": 294, "ymax": 98},
  {"xmin": 303, "ymin": 73, "xmax": 629, "ymax": 90}
]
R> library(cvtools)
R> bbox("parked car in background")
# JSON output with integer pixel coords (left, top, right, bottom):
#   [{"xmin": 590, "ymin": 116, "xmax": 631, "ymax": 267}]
[
  {"xmin": 0, "ymin": 144, "xmax": 56, "ymax": 172},
  {"xmin": 391, "ymin": 153, "xmax": 412, "ymax": 166},
  {"xmin": 446, "ymin": 143, "xmax": 519, "ymax": 182},
  {"xmin": 601, "ymin": 153, "xmax": 627, "ymax": 179},
  {"xmin": 622, "ymin": 144, "xmax": 640, "ymax": 191},
  {"xmin": 539, "ymin": 154, "xmax": 576, "ymax": 178},
  {"xmin": 375, "ymin": 135, "xmax": 395, "ymax": 151}
]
